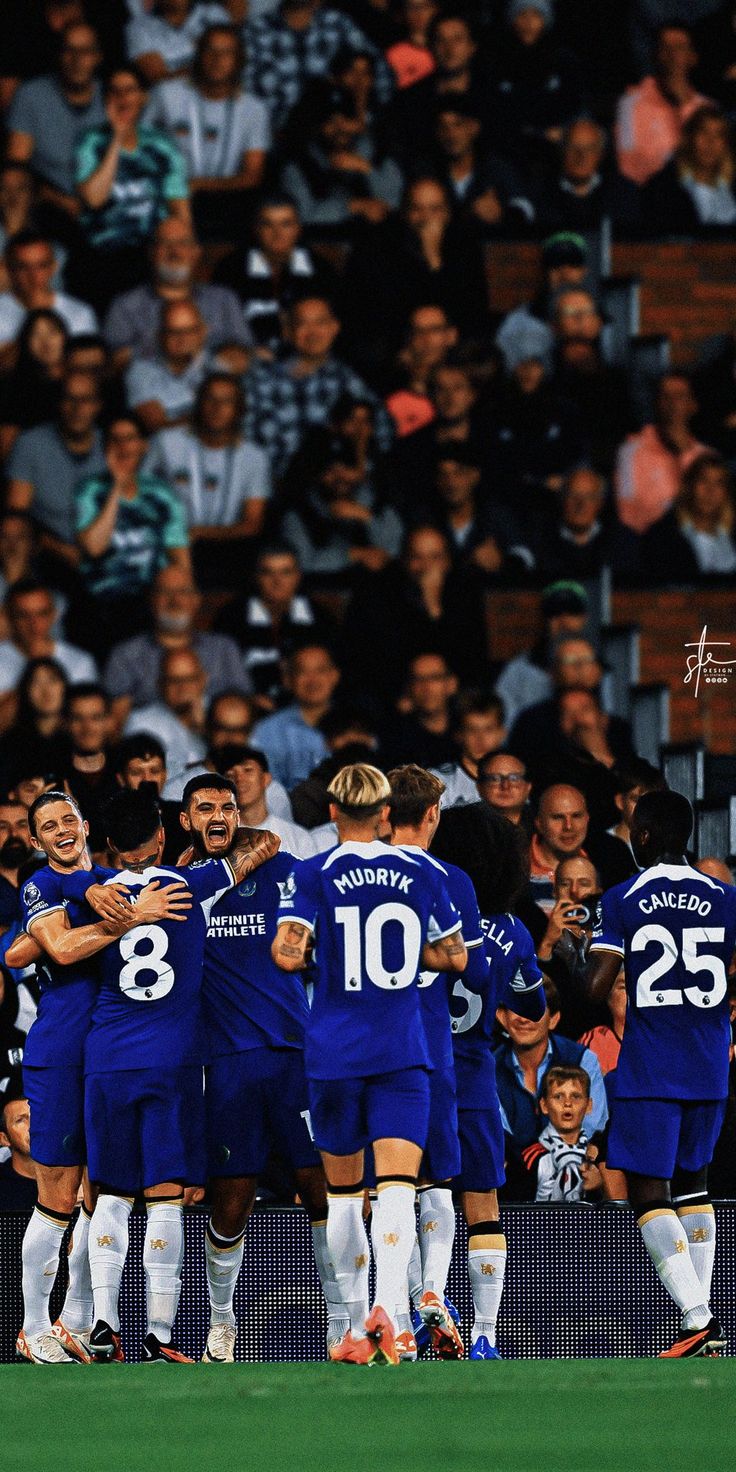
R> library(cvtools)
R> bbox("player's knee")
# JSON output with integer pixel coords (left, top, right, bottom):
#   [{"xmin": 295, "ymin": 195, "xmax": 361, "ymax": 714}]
[
  {"xmin": 296, "ymin": 1166, "xmax": 327, "ymax": 1219},
  {"xmin": 210, "ymin": 1178, "xmax": 256, "ymax": 1236}
]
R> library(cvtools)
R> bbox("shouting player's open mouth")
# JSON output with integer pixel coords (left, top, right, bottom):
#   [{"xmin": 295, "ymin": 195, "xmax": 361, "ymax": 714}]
[{"xmin": 205, "ymin": 823, "xmax": 230, "ymax": 849}]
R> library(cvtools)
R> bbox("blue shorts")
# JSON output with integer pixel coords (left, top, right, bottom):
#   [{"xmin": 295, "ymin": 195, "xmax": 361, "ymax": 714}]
[
  {"xmin": 85, "ymin": 1065, "xmax": 206, "ymax": 1194},
  {"xmin": 421, "ymin": 1064, "xmax": 460, "ymax": 1182},
  {"xmin": 455, "ymin": 1098, "xmax": 506, "ymax": 1193},
  {"xmin": 206, "ymin": 1046, "xmax": 319, "ymax": 1177},
  {"xmin": 309, "ymin": 1067, "xmax": 430, "ymax": 1158},
  {"xmin": 24, "ymin": 1064, "xmax": 86, "ymax": 1168},
  {"xmin": 607, "ymin": 1097, "xmax": 726, "ymax": 1180}
]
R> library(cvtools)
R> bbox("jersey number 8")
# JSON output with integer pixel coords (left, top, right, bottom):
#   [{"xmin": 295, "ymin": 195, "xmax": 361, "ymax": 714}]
[
  {"xmin": 118, "ymin": 925, "xmax": 175, "ymax": 1002},
  {"xmin": 633, "ymin": 924, "xmax": 727, "ymax": 1009},
  {"xmin": 335, "ymin": 903, "xmax": 422, "ymax": 991}
]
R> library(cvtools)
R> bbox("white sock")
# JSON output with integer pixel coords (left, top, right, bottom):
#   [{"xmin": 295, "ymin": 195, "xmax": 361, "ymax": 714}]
[
  {"xmin": 373, "ymin": 1182, "xmax": 417, "ymax": 1333},
  {"xmin": 21, "ymin": 1205, "xmax": 70, "ymax": 1337},
  {"xmin": 638, "ymin": 1208, "xmax": 710, "ymax": 1329},
  {"xmin": 205, "ymin": 1222, "xmax": 244, "ymax": 1329},
  {"xmin": 407, "ymin": 1234, "xmax": 422, "ymax": 1310},
  {"xmin": 418, "ymin": 1187, "xmax": 455, "ymax": 1298},
  {"xmin": 144, "ymin": 1200, "xmax": 184, "ymax": 1345},
  {"xmin": 326, "ymin": 1191, "xmax": 369, "ymax": 1336},
  {"xmin": 311, "ymin": 1219, "xmax": 350, "ymax": 1342},
  {"xmin": 468, "ymin": 1226, "xmax": 507, "ymax": 1347},
  {"xmin": 60, "ymin": 1204, "xmax": 94, "ymax": 1332},
  {"xmin": 89, "ymin": 1195, "xmax": 133, "ymax": 1334},
  {"xmin": 675, "ymin": 1202, "xmax": 716, "ymax": 1306}
]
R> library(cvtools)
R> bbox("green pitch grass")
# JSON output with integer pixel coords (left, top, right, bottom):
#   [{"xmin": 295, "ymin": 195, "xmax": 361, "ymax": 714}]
[{"xmin": 3, "ymin": 1360, "xmax": 734, "ymax": 1472}]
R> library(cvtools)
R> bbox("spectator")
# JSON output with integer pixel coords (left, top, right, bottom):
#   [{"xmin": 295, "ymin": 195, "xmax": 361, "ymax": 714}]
[
  {"xmin": 73, "ymin": 412, "xmax": 191, "ymax": 653},
  {"xmin": 391, "ymin": 358, "xmax": 482, "ymax": 499},
  {"xmin": 0, "ymin": 165, "xmax": 47, "ymax": 290},
  {"xmin": 385, "ymin": 0, "xmax": 438, "ymax": 91},
  {"xmin": 126, "ymin": 0, "xmax": 232, "ymax": 85},
  {"xmin": 289, "ymin": 719, "xmax": 380, "ymax": 831},
  {"xmin": 146, "ymin": 371, "xmax": 271, "ymax": 585},
  {"xmin": 125, "ymin": 298, "xmax": 211, "ymax": 433},
  {"xmin": 103, "ymin": 563, "xmax": 249, "ymax": 731},
  {"xmin": 103, "ymin": 215, "xmax": 250, "ymax": 370},
  {"xmin": 614, "ymin": 371, "xmax": 708, "ymax": 534},
  {"xmin": 381, "ymin": 650, "xmax": 459, "ymax": 768},
  {"xmin": 0, "ymin": 657, "xmax": 70, "ymax": 791},
  {"xmin": 384, "ymin": 9, "xmax": 490, "ymax": 172},
  {"xmin": 512, "ymin": 679, "xmax": 637, "ymax": 836},
  {"xmin": 61, "ymin": 682, "xmax": 120, "ymax": 853},
  {"xmin": 476, "ymin": 749, "xmax": 532, "ymax": 828},
  {"xmin": 494, "ymin": 976, "xmax": 608, "ymax": 1156},
  {"xmin": 551, "ymin": 286, "xmax": 635, "ymax": 472},
  {"xmin": 495, "ymin": 579, "xmax": 589, "ymax": 729},
  {"xmin": 642, "ymin": 104, "xmax": 736, "ymax": 233},
  {"xmin": 244, "ymin": 294, "xmax": 393, "ymax": 476},
  {"xmin": 73, "ymin": 66, "xmax": 190, "ymax": 309},
  {"xmin": 214, "ymin": 194, "xmax": 335, "ymax": 358},
  {"xmin": 250, "ymin": 641, "xmax": 340, "ymax": 787},
  {"xmin": 124, "ymin": 644, "xmax": 209, "ymax": 775},
  {"xmin": 430, "ymin": 690, "xmax": 507, "ymax": 808},
  {"xmin": 524, "ymin": 780, "xmax": 592, "ymax": 912},
  {"xmin": 520, "ymin": 1066, "xmax": 604, "ymax": 1203},
  {"xmin": 215, "ymin": 543, "xmax": 330, "ymax": 708},
  {"xmin": 0, "ymin": 0, "xmax": 88, "ymax": 114},
  {"xmin": 608, "ymin": 756, "xmax": 667, "ymax": 855},
  {"xmin": 536, "ymin": 852, "xmax": 600, "ymax": 963},
  {"xmin": 113, "ymin": 729, "xmax": 187, "ymax": 865},
  {"xmin": 535, "ymin": 116, "xmax": 641, "ymax": 234},
  {"xmin": 280, "ymin": 80, "xmax": 402, "ymax": 237},
  {"xmin": 342, "ymin": 523, "xmax": 490, "ymax": 707},
  {"xmin": 496, "ymin": 228, "xmax": 590, "ymax": 337},
  {"xmin": 615, "ymin": 24, "xmax": 709, "ymax": 186},
  {"xmin": 5, "ymin": 20, "xmax": 105, "ymax": 227},
  {"xmin": 225, "ymin": 745, "xmax": 316, "ymax": 856},
  {"xmin": 0, "ymin": 797, "xmax": 34, "ymax": 927},
  {"xmin": 532, "ymin": 465, "xmax": 641, "ymax": 579},
  {"xmin": 280, "ymin": 427, "xmax": 402, "ymax": 580},
  {"xmin": 344, "ymin": 176, "xmax": 489, "ymax": 375},
  {"xmin": 243, "ymin": 0, "xmax": 393, "ymax": 132},
  {"xmin": 490, "ymin": 0, "xmax": 584, "ymax": 174},
  {"xmin": 385, "ymin": 304, "xmax": 459, "ymax": 437},
  {"xmin": 490, "ymin": 317, "xmax": 584, "ymax": 506},
  {"xmin": 0, "ymin": 515, "xmax": 42, "ymax": 618},
  {"xmin": 0, "ymin": 231, "xmax": 97, "ymax": 361},
  {"xmin": 425, "ymin": 443, "xmax": 535, "ymax": 581},
  {"xmin": 0, "ymin": 580, "xmax": 96, "ymax": 720},
  {"xmin": 0, "ymin": 309, "xmax": 68, "ymax": 452},
  {"xmin": 642, "ymin": 450, "xmax": 736, "ymax": 579},
  {"xmin": 0, "ymin": 1090, "xmax": 37, "ymax": 1209},
  {"xmin": 579, "ymin": 965, "xmax": 627, "ymax": 1075},
  {"xmin": 693, "ymin": 311, "xmax": 736, "ymax": 462},
  {"xmin": 145, "ymin": 23, "xmax": 270, "ymax": 241},
  {"xmin": 422, "ymin": 92, "xmax": 535, "ymax": 233},
  {"xmin": 5, "ymin": 369, "xmax": 105, "ymax": 570},
  {"xmin": 507, "ymin": 632, "xmax": 609, "ymax": 759}
]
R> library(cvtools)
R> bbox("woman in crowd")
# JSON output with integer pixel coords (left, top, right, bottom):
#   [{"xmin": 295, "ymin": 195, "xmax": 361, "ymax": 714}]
[
  {"xmin": 0, "ymin": 308, "xmax": 67, "ymax": 455},
  {"xmin": 643, "ymin": 451, "xmax": 736, "ymax": 579},
  {"xmin": 0, "ymin": 657, "xmax": 69, "ymax": 791},
  {"xmin": 643, "ymin": 105, "xmax": 736, "ymax": 233}
]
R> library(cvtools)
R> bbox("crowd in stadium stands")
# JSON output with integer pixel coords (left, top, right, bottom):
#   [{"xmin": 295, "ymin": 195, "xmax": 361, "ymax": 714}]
[{"xmin": 0, "ymin": 0, "xmax": 735, "ymax": 1212}]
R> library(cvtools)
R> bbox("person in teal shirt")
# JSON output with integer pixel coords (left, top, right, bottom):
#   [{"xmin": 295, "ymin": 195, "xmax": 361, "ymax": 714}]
[
  {"xmin": 73, "ymin": 412, "xmax": 191, "ymax": 657},
  {"xmin": 72, "ymin": 66, "xmax": 190, "ymax": 311}
]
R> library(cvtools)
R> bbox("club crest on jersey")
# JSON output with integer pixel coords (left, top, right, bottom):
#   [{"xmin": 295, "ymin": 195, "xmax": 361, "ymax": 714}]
[
  {"xmin": 237, "ymin": 878, "xmax": 257, "ymax": 897},
  {"xmin": 278, "ymin": 872, "xmax": 296, "ymax": 905}
]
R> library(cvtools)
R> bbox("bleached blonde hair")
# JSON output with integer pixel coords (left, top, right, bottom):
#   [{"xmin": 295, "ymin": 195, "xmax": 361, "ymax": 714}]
[{"xmin": 328, "ymin": 763, "xmax": 391, "ymax": 818}]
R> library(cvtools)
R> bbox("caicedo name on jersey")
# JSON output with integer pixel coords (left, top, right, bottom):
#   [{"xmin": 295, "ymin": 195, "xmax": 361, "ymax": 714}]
[
  {"xmin": 638, "ymin": 891, "xmax": 713, "ymax": 917},
  {"xmin": 207, "ymin": 912, "xmax": 267, "ymax": 938}
]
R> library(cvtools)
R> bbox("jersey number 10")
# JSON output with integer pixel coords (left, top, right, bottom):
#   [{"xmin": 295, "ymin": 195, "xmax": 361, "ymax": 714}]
[{"xmin": 335, "ymin": 903, "xmax": 422, "ymax": 992}]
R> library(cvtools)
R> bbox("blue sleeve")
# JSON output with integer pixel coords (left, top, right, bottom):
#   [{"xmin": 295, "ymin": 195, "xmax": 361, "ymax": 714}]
[
  {"xmin": 590, "ymin": 886, "xmax": 625, "ymax": 956},
  {"xmin": 581, "ymin": 1047, "xmax": 609, "ymax": 1133},
  {"xmin": 54, "ymin": 865, "xmax": 116, "ymax": 906},
  {"xmin": 21, "ymin": 871, "xmax": 64, "ymax": 931},
  {"xmin": 427, "ymin": 873, "xmax": 462, "ymax": 943},
  {"xmin": 277, "ymin": 859, "xmax": 319, "ymax": 933},
  {"xmin": 184, "ymin": 858, "xmax": 234, "ymax": 904}
]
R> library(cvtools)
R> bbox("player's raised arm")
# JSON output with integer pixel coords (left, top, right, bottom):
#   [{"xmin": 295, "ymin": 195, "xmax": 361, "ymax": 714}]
[
  {"xmin": 272, "ymin": 918, "xmax": 312, "ymax": 972},
  {"xmin": 5, "ymin": 931, "xmax": 41, "ymax": 968},
  {"xmin": 28, "ymin": 880, "xmax": 194, "ymax": 966}
]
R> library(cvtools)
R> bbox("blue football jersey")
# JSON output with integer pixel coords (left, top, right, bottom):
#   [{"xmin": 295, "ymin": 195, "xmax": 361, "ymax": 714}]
[
  {"xmin": 278, "ymin": 840, "xmax": 462, "ymax": 1080},
  {"xmin": 451, "ymin": 912, "xmax": 544, "ymax": 1108},
  {"xmin": 590, "ymin": 862, "xmax": 736, "ymax": 1100},
  {"xmin": 83, "ymin": 859, "xmax": 234, "ymax": 1072},
  {"xmin": 21, "ymin": 864, "xmax": 107, "ymax": 1067},
  {"xmin": 200, "ymin": 850, "xmax": 309, "ymax": 1057},
  {"xmin": 400, "ymin": 847, "xmax": 485, "ymax": 1071}
]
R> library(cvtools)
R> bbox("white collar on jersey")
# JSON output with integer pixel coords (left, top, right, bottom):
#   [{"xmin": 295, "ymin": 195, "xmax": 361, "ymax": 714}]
[
  {"xmin": 110, "ymin": 866, "xmax": 181, "ymax": 886},
  {"xmin": 395, "ymin": 843, "xmax": 447, "ymax": 873},
  {"xmin": 623, "ymin": 861, "xmax": 725, "ymax": 898},
  {"xmin": 321, "ymin": 840, "xmax": 423, "ymax": 869}
]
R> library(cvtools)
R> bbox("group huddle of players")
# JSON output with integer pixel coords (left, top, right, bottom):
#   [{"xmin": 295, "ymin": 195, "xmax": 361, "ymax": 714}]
[{"xmin": 9, "ymin": 759, "xmax": 736, "ymax": 1365}]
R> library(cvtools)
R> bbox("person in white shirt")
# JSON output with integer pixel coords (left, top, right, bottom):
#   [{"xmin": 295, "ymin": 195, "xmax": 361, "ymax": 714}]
[
  {"xmin": 0, "ymin": 231, "xmax": 97, "ymax": 364},
  {"xmin": 430, "ymin": 691, "xmax": 506, "ymax": 809},
  {"xmin": 226, "ymin": 745, "xmax": 316, "ymax": 858},
  {"xmin": 145, "ymin": 22, "xmax": 270, "ymax": 239},
  {"xmin": 0, "ymin": 579, "xmax": 97, "ymax": 725},
  {"xmin": 123, "ymin": 645, "xmax": 208, "ymax": 776},
  {"xmin": 126, "ymin": 298, "xmax": 211, "ymax": 433},
  {"xmin": 126, "ymin": 0, "xmax": 232, "ymax": 84}
]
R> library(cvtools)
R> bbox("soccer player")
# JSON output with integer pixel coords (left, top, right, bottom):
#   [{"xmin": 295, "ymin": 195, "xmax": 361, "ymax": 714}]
[
  {"xmin": 431, "ymin": 802, "xmax": 545, "ymax": 1360},
  {"xmin": 387, "ymin": 764, "xmax": 487, "ymax": 1360},
  {"xmin": 69, "ymin": 785, "xmax": 279, "ymax": 1363},
  {"xmin": 272, "ymin": 763, "xmax": 467, "ymax": 1367},
  {"xmin": 11, "ymin": 790, "xmax": 189, "ymax": 1365},
  {"xmin": 178, "ymin": 774, "xmax": 336, "ymax": 1364},
  {"xmin": 585, "ymin": 789, "xmax": 736, "ymax": 1358}
]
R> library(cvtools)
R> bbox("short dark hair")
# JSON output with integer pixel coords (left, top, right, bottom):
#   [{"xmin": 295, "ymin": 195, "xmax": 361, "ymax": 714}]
[
  {"xmin": 103, "ymin": 413, "xmax": 147, "ymax": 446},
  {"xmin": 431, "ymin": 802, "xmax": 529, "ymax": 914},
  {"xmin": 541, "ymin": 1065, "xmax": 590, "ymax": 1100},
  {"xmin": 64, "ymin": 332, "xmax": 106, "ymax": 360},
  {"xmin": 182, "ymin": 773, "xmax": 237, "ymax": 809},
  {"xmin": 28, "ymin": 790, "xmax": 82, "ymax": 839},
  {"xmin": 4, "ymin": 229, "xmax": 53, "ymax": 265},
  {"xmin": 221, "ymin": 745, "xmax": 269, "ymax": 774},
  {"xmin": 115, "ymin": 733, "xmax": 166, "ymax": 774},
  {"xmin": 613, "ymin": 758, "xmax": 667, "ymax": 797},
  {"xmin": 455, "ymin": 690, "xmax": 505, "ymax": 727},
  {"xmin": 66, "ymin": 682, "xmax": 110, "ymax": 715},
  {"xmin": 104, "ymin": 788, "xmax": 161, "ymax": 852},
  {"xmin": 632, "ymin": 789, "xmax": 693, "ymax": 851},
  {"xmin": 5, "ymin": 577, "xmax": 52, "ymax": 612},
  {"xmin": 476, "ymin": 748, "xmax": 527, "ymax": 782}
]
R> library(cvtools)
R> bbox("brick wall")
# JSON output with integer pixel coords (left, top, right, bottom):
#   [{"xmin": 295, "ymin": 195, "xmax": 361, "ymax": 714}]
[
  {"xmin": 486, "ymin": 588, "xmax": 736, "ymax": 753},
  {"xmin": 486, "ymin": 241, "xmax": 736, "ymax": 366}
]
